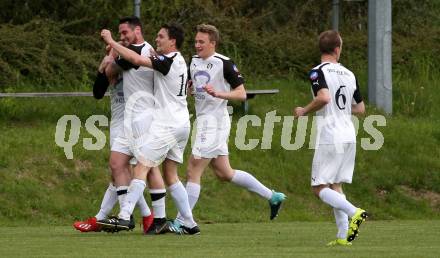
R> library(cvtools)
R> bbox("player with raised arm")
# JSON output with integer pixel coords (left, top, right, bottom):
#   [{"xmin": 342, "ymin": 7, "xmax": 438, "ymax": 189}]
[
  {"xmin": 294, "ymin": 30, "xmax": 367, "ymax": 246},
  {"xmin": 73, "ymin": 17, "xmax": 169, "ymax": 234},
  {"xmin": 173, "ymin": 24, "xmax": 286, "ymax": 227},
  {"xmin": 98, "ymin": 23, "xmax": 200, "ymax": 235}
]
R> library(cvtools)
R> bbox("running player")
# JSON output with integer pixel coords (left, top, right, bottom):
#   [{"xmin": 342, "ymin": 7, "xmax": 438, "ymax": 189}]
[
  {"xmin": 174, "ymin": 24, "xmax": 286, "ymax": 227},
  {"xmin": 294, "ymin": 30, "xmax": 367, "ymax": 246}
]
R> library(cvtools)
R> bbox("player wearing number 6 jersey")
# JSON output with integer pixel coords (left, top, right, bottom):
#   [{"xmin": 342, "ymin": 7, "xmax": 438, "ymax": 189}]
[
  {"xmin": 98, "ymin": 23, "xmax": 200, "ymax": 235},
  {"xmin": 294, "ymin": 30, "xmax": 367, "ymax": 246}
]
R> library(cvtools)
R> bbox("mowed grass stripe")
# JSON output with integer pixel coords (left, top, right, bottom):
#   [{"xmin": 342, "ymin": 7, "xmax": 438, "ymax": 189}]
[{"xmin": 0, "ymin": 221, "xmax": 439, "ymax": 258}]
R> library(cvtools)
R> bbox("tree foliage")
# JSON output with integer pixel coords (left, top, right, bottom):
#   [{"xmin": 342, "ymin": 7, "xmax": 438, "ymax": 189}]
[{"xmin": 0, "ymin": 0, "xmax": 438, "ymax": 90}]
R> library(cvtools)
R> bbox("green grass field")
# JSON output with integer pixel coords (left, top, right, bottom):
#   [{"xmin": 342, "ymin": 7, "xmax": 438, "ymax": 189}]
[{"xmin": 1, "ymin": 221, "xmax": 439, "ymax": 258}]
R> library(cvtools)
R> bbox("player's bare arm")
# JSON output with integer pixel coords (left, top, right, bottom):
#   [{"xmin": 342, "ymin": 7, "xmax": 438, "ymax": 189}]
[
  {"xmin": 294, "ymin": 88, "xmax": 330, "ymax": 117},
  {"xmin": 101, "ymin": 29, "xmax": 153, "ymax": 68},
  {"xmin": 351, "ymin": 101, "xmax": 365, "ymax": 115},
  {"xmin": 204, "ymin": 84, "xmax": 246, "ymax": 101}
]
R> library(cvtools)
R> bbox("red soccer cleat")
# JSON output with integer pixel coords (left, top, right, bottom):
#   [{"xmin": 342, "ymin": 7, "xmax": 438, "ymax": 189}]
[
  {"xmin": 142, "ymin": 213, "xmax": 154, "ymax": 234},
  {"xmin": 73, "ymin": 217, "xmax": 101, "ymax": 232}
]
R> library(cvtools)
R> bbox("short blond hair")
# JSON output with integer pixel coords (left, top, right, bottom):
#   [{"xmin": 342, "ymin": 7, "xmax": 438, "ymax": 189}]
[{"xmin": 196, "ymin": 24, "xmax": 220, "ymax": 44}]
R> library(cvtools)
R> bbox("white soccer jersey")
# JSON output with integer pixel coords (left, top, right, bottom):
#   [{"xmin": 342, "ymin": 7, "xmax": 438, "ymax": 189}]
[
  {"xmin": 189, "ymin": 53, "xmax": 244, "ymax": 124},
  {"xmin": 309, "ymin": 62, "xmax": 363, "ymax": 144},
  {"xmin": 109, "ymin": 78, "xmax": 125, "ymax": 126},
  {"xmin": 150, "ymin": 51, "xmax": 189, "ymax": 127},
  {"xmin": 115, "ymin": 42, "xmax": 155, "ymax": 116}
]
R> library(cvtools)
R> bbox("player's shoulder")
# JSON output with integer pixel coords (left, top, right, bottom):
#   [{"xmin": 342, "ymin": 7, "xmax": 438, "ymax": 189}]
[
  {"xmin": 338, "ymin": 63, "xmax": 355, "ymax": 76},
  {"xmin": 212, "ymin": 53, "xmax": 231, "ymax": 61},
  {"xmin": 138, "ymin": 41, "xmax": 153, "ymax": 56},
  {"xmin": 310, "ymin": 62, "xmax": 330, "ymax": 72},
  {"xmin": 309, "ymin": 63, "xmax": 329, "ymax": 80}
]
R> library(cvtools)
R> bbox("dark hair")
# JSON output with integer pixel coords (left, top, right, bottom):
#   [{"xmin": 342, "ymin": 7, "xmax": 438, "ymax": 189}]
[
  {"xmin": 161, "ymin": 23, "xmax": 185, "ymax": 49},
  {"xmin": 119, "ymin": 16, "xmax": 143, "ymax": 32},
  {"xmin": 318, "ymin": 30, "xmax": 342, "ymax": 54}
]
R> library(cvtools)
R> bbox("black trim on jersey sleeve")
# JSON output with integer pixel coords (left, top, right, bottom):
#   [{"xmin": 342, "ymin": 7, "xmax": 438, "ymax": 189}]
[
  {"xmin": 353, "ymin": 77, "xmax": 363, "ymax": 103},
  {"xmin": 115, "ymin": 44, "xmax": 144, "ymax": 70},
  {"xmin": 187, "ymin": 59, "xmax": 192, "ymax": 79},
  {"xmin": 222, "ymin": 59, "xmax": 244, "ymax": 89},
  {"xmin": 150, "ymin": 53, "xmax": 175, "ymax": 75},
  {"xmin": 309, "ymin": 68, "xmax": 328, "ymax": 97},
  {"xmin": 92, "ymin": 72, "xmax": 109, "ymax": 99}
]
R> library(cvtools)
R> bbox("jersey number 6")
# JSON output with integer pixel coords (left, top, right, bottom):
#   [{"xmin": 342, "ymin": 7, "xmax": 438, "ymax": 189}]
[{"xmin": 335, "ymin": 85, "xmax": 347, "ymax": 110}]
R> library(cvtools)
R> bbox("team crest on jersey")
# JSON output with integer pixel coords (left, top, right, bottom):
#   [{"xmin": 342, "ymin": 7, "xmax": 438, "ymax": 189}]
[
  {"xmin": 310, "ymin": 71, "xmax": 318, "ymax": 80},
  {"xmin": 194, "ymin": 70, "xmax": 211, "ymax": 92}
]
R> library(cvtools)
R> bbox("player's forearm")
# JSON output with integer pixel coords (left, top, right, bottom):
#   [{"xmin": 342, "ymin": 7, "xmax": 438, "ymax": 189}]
[
  {"xmin": 303, "ymin": 98, "xmax": 328, "ymax": 115},
  {"xmin": 98, "ymin": 55, "xmax": 114, "ymax": 73},
  {"xmin": 109, "ymin": 41, "xmax": 152, "ymax": 68},
  {"xmin": 351, "ymin": 102, "xmax": 365, "ymax": 115},
  {"xmin": 216, "ymin": 85, "xmax": 246, "ymax": 101},
  {"xmin": 216, "ymin": 90, "xmax": 246, "ymax": 101}
]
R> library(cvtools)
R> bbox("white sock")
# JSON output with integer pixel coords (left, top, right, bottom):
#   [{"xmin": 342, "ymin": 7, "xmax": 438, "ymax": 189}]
[
  {"xmin": 168, "ymin": 181, "xmax": 196, "ymax": 228},
  {"xmin": 333, "ymin": 194, "xmax": 348, "ymax": 239},
  {"xmin": 176, "ymin": 182, "xmax": 201, "ymax": 223},
  {"xmin": 319, "ymin": 188, "xmax": 357, "ymax": 217},
  {"xmin": 116, "ymin": 185, "xmax": 129, "ymax": 212},
  {"xmin": 118, "ymin": 179, "xmax": 146, "ymax": 220},
  {"xmin": 231, "ymin": 170, "xmax": 273, "ymax": 200},
  {"xmin": 95, "ymin": 183, "xmax": 118, "ymax": 220},
  {"xmin": 149, "ymin": 189, "xmax": 167, "ymax": 219},
  {"xmin": 136, "ymin": 194, "xmax": 151, "ymax": 217}
]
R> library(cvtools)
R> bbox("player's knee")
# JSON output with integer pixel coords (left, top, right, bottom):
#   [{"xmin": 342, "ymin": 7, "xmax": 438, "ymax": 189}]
[
  {"xmin": 214, "ymin": 170, "xmax": 233, "ymax": 182},
  {"xmin": 311, "ymin": 186, "xmax": 322, "ymax": 198},
  {"xmin": 186, "ymin": 168, "xmax": 200, "ymax": 181},
  {"xmin": 109, "ymin": 158, "xmax": 125, "ymax": 174}
]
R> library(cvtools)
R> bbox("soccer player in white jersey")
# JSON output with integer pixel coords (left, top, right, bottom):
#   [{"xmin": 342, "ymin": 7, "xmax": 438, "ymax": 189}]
[
  {"xmin": 73, "ymin": 17, "xmax": 170, "ymax": 234},
  {"xmin": 173, "ymin": 24, "xmax": 286, "ymax": 226},
  {"xmin": 98, "ymin": 23, "xmax": 200, "ymax": 234},
  {"xmin": 294, "ymin": 30, "xmax": 367, "ymax": 246}
]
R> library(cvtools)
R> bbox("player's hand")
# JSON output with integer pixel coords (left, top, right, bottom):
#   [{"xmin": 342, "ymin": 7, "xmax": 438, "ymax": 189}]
[
  {"xmin": 149, "ymin": 48, "xmax": 158, "ymax": 57},
  {"xmin": 101, "ymin": 29, "xmax": 114, "ymax": 44},
  {"xmin": 105, "ymin": 44, "xmax": 112, "ymax": 54},
  {"xmin": 187, "ymin": 80, "xmax": 194, "ymax": 96},
  {"xmin": 294, "ymin": 107, "xmax": 306, "ymax": 118},
  {"xmin": 203, "ymin": 84, "xmax": 218, "ymax": 97}
]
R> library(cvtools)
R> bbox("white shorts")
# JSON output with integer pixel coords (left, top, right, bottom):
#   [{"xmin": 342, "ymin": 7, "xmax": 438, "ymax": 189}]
[
  {"xmin": 311, "ymin": 143, "xmax": 356, "ymax": 186},
  {"xmin": 191, "ymin": 119, "xmax": 230, "ymax": 159},
  {"xmin": 133, "ymin": 122, "xmax": 190, "ymax": 167},
  {"xmin": 109, "ymin": 120, "xmax": 124, "ymax": 149},
  {"xmin": 110, "ymin": 113, "xmax": 153, "ymax": 157},
  {"xmin": 110, "ymin": 119, "xmax": 133, "ymax": 156}
]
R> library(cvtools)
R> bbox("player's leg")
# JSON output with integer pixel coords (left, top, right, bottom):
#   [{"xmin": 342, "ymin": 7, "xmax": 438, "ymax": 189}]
[
  {"xmin": 163, "ymin": 158, "xmax": 199, "ymax": 235},
  {"xmin": 97, "ymin": 162, "xmax": 152, "ymax": 231},
  {"xmin": 210, "ymin": 155, "xmax": 286, "ymax": 219},
  {"xmin": 338, "ymin": 143, "xmax": 367, "ymax": 242},
  {"xmin": 94, "ymin": 181, "xmax": 118, "ymax": 221},
  {"xmin": 124, "ymin": 163, "xmax": 153, "ymax": 234},
  {"xmin": 145, "ymin": 166, "xmax": 170, "ymax": 234},
  {"xmin": 165, "ymin": 126, "xmax": 200, "ymax": 235},
  {"xmin": 174, "ymin": 155, "xmax": 210, "ymax": 226},
  {"xmin": 312, "ymin": 144, "xmax": 367, "ymax": 243},
  {"xmin": 109, "ymin": 151, "xmax": 132, "ymax": 213},
  {"xmin": 326, "ymin": 183, "xmax": 351, "ymax": 246},
  {"xmin": 186, "ymin": 155, "xmax": 211, "ymax": 209}
]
